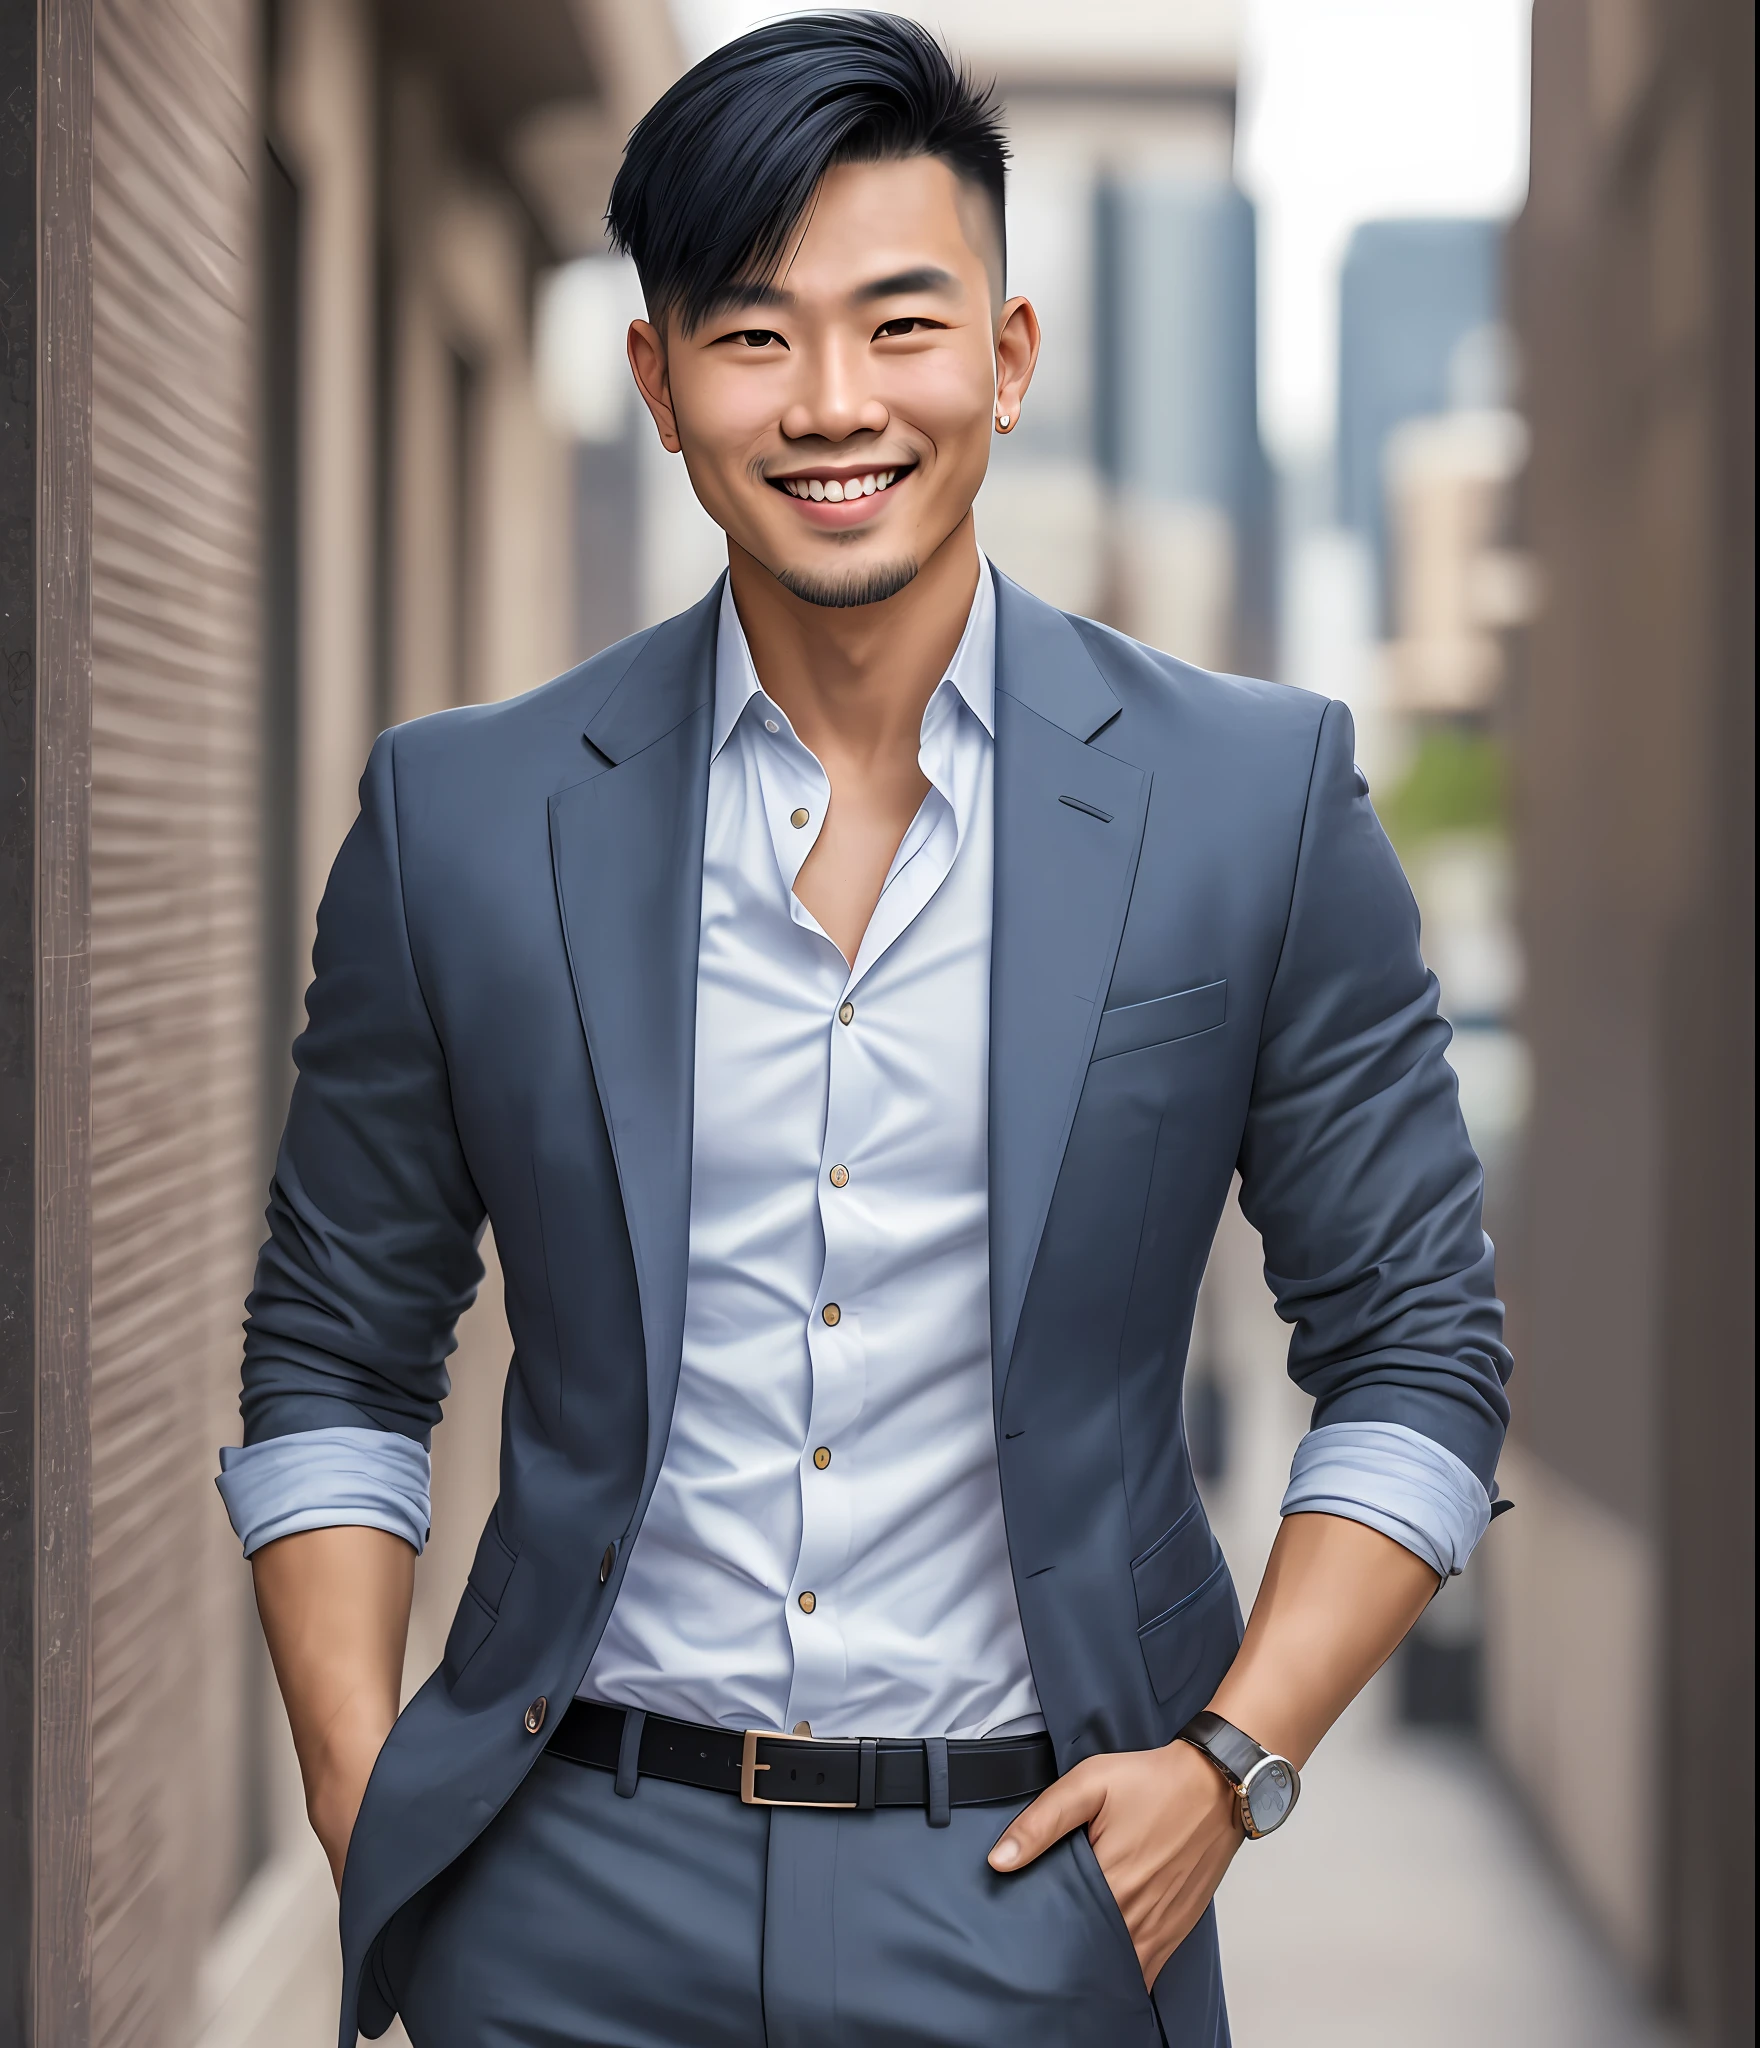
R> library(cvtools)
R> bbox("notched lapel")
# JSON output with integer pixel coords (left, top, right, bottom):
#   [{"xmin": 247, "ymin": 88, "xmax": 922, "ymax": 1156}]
[
  {"xmin": 548, "ymin": 588, "xmax": 719, "ymax": 1486},
  {"xmin": 989, "ymin": 574, "xmax": 1149, "ymax": 1401}
]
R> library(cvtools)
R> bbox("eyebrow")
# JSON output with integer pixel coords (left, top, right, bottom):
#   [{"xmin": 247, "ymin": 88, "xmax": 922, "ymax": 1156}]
[
  {"xmin": 853, "ymin": 266, "xmax": 960, "ymax": 303},
  {"xmin": 698, "ymin": 280, "xmax": 793, "ymax": 323},
  {"xmin": 696, "ymin": 264, "xmax": 963, "ymax": 329}
]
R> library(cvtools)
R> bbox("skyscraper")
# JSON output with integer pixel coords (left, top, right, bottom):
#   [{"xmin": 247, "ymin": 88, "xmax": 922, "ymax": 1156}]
[
  {"xmin": 1095, "ymin": 174, "xmax": 1274, "ymax": 673},
  {"xmin": 1336, "ymin": 217, "xmax": 1502, "ymax": 613}
]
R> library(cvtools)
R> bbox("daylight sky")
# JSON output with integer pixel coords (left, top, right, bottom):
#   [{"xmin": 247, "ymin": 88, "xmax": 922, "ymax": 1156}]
[{"xmin": 1238, "ymin": 0, "xmax": 1532, "ymax": 460}]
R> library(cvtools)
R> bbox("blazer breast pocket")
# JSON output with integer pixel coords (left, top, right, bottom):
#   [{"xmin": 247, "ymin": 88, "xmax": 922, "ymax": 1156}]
[{"xmin": 1092, "ymin": 979, "xmax": 1227, "ymax": 1061}]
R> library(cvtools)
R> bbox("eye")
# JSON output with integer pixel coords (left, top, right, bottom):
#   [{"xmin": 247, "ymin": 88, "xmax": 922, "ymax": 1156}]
[
  {"xmin": 726, "ymin": 328, "xmax": 784, "ymax": 349},
  {"xmin": 874, "ymin": 317, "xmax": 940, "ymax": 339}
]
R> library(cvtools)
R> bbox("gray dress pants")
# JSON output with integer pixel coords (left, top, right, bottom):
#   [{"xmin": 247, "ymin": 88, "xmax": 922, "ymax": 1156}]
[{"xmin": 382, "ymin": 1750, "xmax": 1229, "ymax": 2046}]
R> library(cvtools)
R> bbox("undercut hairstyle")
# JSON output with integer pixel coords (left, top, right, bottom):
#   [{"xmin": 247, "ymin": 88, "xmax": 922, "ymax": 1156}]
[{"xmin": 606, "ymin": 11, "xmax": 1008, "ymax": 335}]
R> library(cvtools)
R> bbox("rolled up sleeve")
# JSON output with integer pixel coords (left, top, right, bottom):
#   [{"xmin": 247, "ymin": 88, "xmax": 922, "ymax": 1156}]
[
  {"xmin": 217, "ymin": 1426, "xmax": 432, "ymax": 1558},
  {"xmin": 239, "ymin": 727, "xmax": 486, "ymax": 1457},
  {"xmin": 1239, "ymin": 700, "xmax": 1513, "ymax": 1492},
  {"xmin": 1281, "ymin": 1420, "xmax": 1492, "ymax": 1578}
]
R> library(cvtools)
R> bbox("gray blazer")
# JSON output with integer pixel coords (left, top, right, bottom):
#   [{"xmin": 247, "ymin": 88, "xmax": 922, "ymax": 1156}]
[{"xmin": 240, "ymin": 567, "xmax": 1510, "ymax": 2043}]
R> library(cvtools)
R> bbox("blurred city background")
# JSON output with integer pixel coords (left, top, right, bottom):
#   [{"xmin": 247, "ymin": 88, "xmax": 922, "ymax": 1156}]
[{"xmin": 0, "ymin": 2, "xmax": 1749, "ymax": 2046}]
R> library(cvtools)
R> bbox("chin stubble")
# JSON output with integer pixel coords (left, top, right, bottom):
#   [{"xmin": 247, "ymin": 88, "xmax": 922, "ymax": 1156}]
[{"xmin": 773, "ymin": 557, "xmax": 921, "ymax": 610}]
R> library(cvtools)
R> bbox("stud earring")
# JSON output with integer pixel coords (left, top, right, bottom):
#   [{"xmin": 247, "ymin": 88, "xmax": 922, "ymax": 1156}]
[{"xmin": 997, "ymin": 413, "xmax": 1012, "ymax": 431}]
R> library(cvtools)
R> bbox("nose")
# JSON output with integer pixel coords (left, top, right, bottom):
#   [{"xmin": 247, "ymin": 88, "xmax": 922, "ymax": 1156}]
[{"xmin": 778, "ymin": 332, "xmax": 889, "ymax": 446}]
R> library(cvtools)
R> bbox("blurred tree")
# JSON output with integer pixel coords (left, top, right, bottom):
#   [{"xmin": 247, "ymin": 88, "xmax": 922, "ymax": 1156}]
[{"xmin": 1379, "ymin": 724, "xmax": 1505, "ymax": 854}]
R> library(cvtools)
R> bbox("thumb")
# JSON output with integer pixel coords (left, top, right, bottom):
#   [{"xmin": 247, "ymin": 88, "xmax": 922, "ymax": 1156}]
[{"xmin": 988, "ymin": 1762, "xmax": 1104, "ymax": 1873}]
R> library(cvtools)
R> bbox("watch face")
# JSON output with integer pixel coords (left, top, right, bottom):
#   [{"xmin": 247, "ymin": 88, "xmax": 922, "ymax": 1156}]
[{"xmin": 1243, "ymin": 1757, "xmax": 1298, "ymax": 1836}]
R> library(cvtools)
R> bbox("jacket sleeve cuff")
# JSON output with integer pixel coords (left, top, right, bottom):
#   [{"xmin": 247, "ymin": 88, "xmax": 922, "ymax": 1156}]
[
  {"xmin": 1279, "ymin": 1420, "xmax": 1491, "ymax": 1578},
  {"xmin": 216, "ymin": 1426, "xmax": 431, "ymax": 1559}
]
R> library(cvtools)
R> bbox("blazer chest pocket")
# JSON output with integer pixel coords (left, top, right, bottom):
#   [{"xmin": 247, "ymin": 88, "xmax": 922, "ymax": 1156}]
[
  {"xmin": 442, "ymin": 1510, "xmax": 518, "ymax": 1685},
  {"xmin": 1093, "ymin": 979, "xmax": 1227, "ymax": 1061},
  {"xmin": 1132, "ymin": 1501, "xmax": 1236, "ymax": 1708}
]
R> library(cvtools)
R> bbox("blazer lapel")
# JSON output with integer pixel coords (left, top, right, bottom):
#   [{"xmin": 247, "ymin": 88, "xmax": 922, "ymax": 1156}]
[
  {"xmin": 989, "ymin": 572, "xmax": 1149, "ymax": 1403},
  {"xmin": 549, "ymin": 584, "xmax": 720, "ymax": 1488}
]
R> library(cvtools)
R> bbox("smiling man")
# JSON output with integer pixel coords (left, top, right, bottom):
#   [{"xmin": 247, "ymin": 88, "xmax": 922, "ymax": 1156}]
[{"xmin": 219, "ymin": 15, "xmax": 1511, "ymax": 2048}]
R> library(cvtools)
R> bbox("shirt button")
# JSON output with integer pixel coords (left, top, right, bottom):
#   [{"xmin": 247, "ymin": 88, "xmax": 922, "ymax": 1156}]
[
  {"xmin": 828, "ymin": 1164, "xmax": 849, "ymax": 1188},
  {"xmin": 813, "ymin": 1446, "xmax": 831, "ymax": 1470},
  {"xmin": 798, "ymin": 1591, "xmax": 817, "ymax": 1614},
  {"xmin": 764, "ymin": 718, "xmax": 779, "ymax": 733},
  {"xmin": 524, "ymin": 1696, "xmax": 548, "ymax": 1735},
  {"xmin": 790, "ymin": 807, "xmax": 810, "ymax": 828},
  {"xmin": 838, "ymin": 1001, "xmax": 855, "ymax": 1026},
  {"xmin": 821, "ymin": 1303, "xmax": 841, "ymax": 1326}
]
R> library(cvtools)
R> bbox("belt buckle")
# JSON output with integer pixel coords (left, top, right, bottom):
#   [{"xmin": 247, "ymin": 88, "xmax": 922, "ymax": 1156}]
[{"xmin": 739, "ymin": 1729, "xmax": 860, "ymax": 1809}]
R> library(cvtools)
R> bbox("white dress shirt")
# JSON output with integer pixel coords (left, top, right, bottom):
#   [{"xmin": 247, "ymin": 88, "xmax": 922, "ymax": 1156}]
[
  {"xmin": 580, "ymin": 569, "xmax": 1041, "ymax": 1739},
  {"xmin": 218, "ymin": 565, "xmax": 1493, "ymax": 1730}
]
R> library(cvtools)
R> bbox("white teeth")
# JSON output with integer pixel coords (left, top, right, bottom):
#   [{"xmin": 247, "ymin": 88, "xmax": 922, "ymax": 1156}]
[{"xmin": 779, "ymin": 469, "xmax": 901, "ymax": 500}]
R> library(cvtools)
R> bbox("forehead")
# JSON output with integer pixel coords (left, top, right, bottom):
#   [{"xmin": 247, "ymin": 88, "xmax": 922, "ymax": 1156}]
[{"xmin": 774, "ymin": 154, "xmax": 999, "ymax": 298}]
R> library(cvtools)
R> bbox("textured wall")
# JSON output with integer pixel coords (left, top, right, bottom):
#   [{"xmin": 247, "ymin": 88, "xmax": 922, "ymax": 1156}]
[
  {"xmin": 89, "ymin": 1, "xmax": 261, "ymax": 2038},
  {"xmin": 1504, "ymin": 0, "xmax": 1754, "ymax": 2034},
  {"xmin": 85, "ymin": 6, "xmax": 584, "ymax": 2039}
]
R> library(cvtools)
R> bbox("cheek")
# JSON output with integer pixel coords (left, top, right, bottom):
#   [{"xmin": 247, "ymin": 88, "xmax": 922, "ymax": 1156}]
[
  {"xmin": 888, "ymin": 355, "xmax": 994, "ymax": 462},
  {"xmin": 673, "ymin": 364, "xmax": 778, "ymax": 470}
]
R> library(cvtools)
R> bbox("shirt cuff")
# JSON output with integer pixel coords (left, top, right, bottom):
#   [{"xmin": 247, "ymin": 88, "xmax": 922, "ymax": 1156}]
[
  {"xmin": 216, "ymin": 1426, "xmax": 431, "ymax": 1559},
  {"xmin": 1279, "ymin": 1421, "xmax": 1491, "ymax": 1578}
]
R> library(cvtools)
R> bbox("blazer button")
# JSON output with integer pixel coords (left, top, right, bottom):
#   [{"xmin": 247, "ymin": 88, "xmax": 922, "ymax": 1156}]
[
  {"xmin": 524, "ymin": 1696, "xmax": 548, "ymax": 1736},
  {"xmin": 599, "ymin": 1542, "xmax": 617, "ymax": 1585}
]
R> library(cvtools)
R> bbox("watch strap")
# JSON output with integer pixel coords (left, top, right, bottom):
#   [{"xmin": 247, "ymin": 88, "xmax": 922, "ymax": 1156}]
[{"xmin": 1177, "ymin": 1708, "xmax": 1267, "ymax": 1790}]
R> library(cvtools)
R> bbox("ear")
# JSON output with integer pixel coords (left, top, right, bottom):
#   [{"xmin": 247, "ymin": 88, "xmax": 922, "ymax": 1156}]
[
  {"xmin": 994, "ymin": 295, "xmax": 1041, "ymax": 426},
  {"xmin": 627, "ymin": 318, "xmax": 681, "ymax": 453}
]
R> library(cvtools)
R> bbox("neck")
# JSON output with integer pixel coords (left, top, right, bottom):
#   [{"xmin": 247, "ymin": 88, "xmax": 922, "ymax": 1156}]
[{"xmin": 726, "ymin": 516, "xmax": 982, "ymax": 763}]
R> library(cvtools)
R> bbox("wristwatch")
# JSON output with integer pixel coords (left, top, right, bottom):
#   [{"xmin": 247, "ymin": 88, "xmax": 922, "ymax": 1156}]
[{"xmin": 1176, "ymin": 1710, "xmax": 1301, "ymax": 1839}]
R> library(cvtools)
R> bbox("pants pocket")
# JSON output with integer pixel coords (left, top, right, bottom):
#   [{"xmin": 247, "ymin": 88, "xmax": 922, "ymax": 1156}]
[{"xmin": 1066, "ymin": 1827, "xmax": 1163, "ymax": 2024}]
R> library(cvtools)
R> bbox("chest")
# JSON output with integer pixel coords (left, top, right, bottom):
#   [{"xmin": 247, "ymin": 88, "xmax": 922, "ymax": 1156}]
[{"xmin": 691, "ymin": 739, "xmax": 995, "ymax": 1205}]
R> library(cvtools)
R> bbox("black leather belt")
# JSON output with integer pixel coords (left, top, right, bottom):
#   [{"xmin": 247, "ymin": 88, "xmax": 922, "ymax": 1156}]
[{"xmin": 546, "ymin": 1699, "xmax": 1056, "ymax": 1817}]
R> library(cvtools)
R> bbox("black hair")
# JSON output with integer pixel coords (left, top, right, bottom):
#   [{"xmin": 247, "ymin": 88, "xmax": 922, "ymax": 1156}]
[{"xmin": 606, "ymin": 11, "xmax": 1008, "ymax": 334}]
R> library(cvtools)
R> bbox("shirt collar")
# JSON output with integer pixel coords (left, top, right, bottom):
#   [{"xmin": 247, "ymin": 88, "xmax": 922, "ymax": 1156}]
[{"xmin": 711, "ymin": 562, "xmax": 996, "ymax": 763}]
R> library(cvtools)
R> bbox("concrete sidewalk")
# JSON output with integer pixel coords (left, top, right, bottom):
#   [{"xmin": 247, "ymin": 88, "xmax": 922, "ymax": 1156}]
[
  {"xmin": 1214, "ymin": 1669, "xmax": 1674, "ymax": 2048},
  {"xmin": 1195, "ymin": 1193, "xmax": 1675, "ymax": 2048}
]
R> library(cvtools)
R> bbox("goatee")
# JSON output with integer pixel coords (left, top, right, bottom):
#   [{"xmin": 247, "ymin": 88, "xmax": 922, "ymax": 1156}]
[{"xmin": 773, "ymin": 557, "xmax": 920, "ymax": 609}]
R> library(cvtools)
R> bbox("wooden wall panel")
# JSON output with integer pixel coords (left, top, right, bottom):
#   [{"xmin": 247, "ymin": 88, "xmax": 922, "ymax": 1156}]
[{"xmin": 89, "ymin": 1, "xmax": 260, "ymax": 2039}]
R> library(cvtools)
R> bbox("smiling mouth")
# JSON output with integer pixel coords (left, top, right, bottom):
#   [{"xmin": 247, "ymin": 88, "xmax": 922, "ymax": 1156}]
[{"xmin": 769, "ymin": 465, "xmax": 915, "ymax": 504}]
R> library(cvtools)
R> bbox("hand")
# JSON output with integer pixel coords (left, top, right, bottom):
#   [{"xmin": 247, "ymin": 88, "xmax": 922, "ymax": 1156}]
[{"xmin": 987, "ymin": 1740, "xmax": 1242, "ymax": 1988}]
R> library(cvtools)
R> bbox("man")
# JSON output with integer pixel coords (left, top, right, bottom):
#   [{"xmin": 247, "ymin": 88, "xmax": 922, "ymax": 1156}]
[{"xmin": 220, "ymin": 16, "xmax": 1510, "ymax": 2046}]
